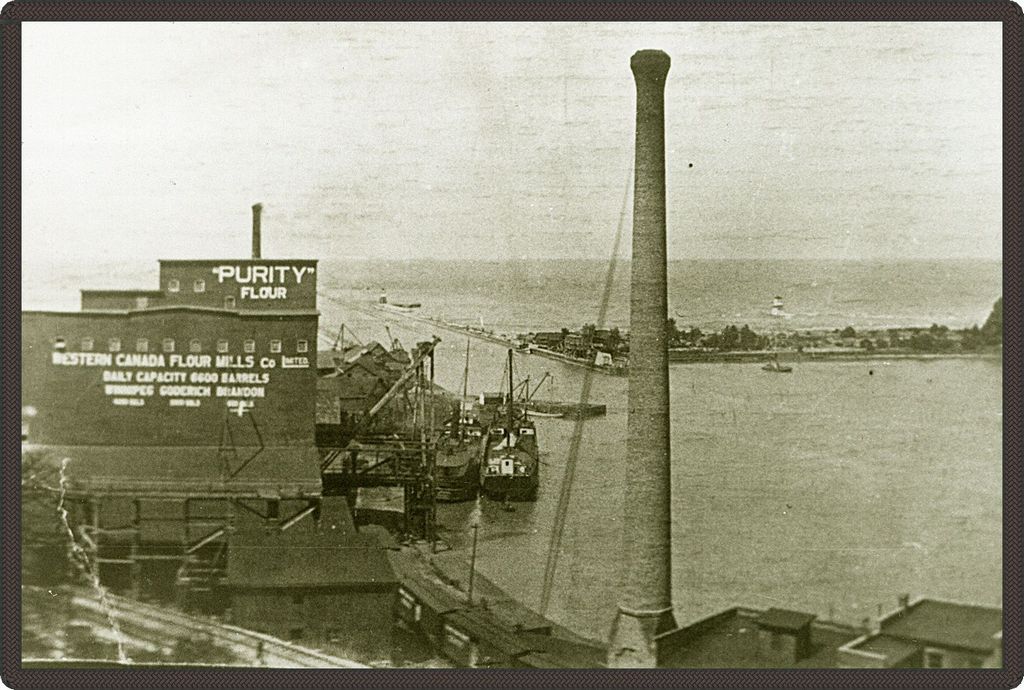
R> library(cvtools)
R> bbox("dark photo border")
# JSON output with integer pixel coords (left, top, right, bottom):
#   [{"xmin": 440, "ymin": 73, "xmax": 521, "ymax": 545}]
[{"xmin": 1, "ymin": 2, "xmax": 1020, "ymax": 689}]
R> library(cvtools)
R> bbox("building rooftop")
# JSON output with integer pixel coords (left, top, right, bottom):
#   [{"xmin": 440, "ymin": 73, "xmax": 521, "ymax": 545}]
[
  {"xmin": 757, "ymin": 608, "xmax": 816, "ymax": 632},
  {"xmin": 317, "ymin": 350, "xmax": 345, "ymax": 371},
  {"xmin": 224, "ymin": 498, "xmax": 398, "ymax": 589},
  {"xmin": 846, "ymin": 634, "xmax": 921, "ymax": 663},
  {"xmin": 516, "ymin": 632, "xmax": 606, "ymax": 668},
  {"xmin": 400, "ymin": 572, "xmax": 466, "ymax": 616},
  {"xmin": 80, "ymin": 289, "xmax": 165, "ymax": 296},
  {"xmin": 657, "ymin": 608, "xmax": 861, "ymax": 668},
  {"xmin": 442, "ymin": 609, "xmax": 534, "ymax": 661},
  {"xmin": 880, "ymin": 599, "xmax": 1002, "ymax": 652},
  {"xmin": 24, "ymin": 305, "xmax": 319, "ymax": 318},
  {"xmin": 158, "ymin": 258, "xmax": 318, "ymax": 265}
]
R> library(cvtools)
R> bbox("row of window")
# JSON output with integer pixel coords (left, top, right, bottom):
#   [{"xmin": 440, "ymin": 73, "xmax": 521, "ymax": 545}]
[
  {"xmin": 55, "ymin": 337, "xmax": 309, "ymax": 354},
  {"xmin": 161, "ymin": 287, "xmax": 240, "ymax": 309},
  {"xmin": 167, "ymin": 278, "xmax": 205, "ymax": 294}
]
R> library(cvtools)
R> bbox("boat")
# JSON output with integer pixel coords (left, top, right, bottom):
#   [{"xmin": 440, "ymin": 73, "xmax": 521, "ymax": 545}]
[
  {"xmin": 762, "ymin": 353, "xmax": 793, "ymax": 373},
  {"xmin": 480, "ymin": 350, "xmax": 540, "ymax": 502},
  {"xmin": 376, "ymin": 292, "xmax": 421, "ymax": 312},
  {"xmin": 522, "ymin": 410, "xmax": 563, "ymax": 419},
  {"xmin": 434, "ymin": 414, "xmax": 487, "ymax": 502},
  {"xmin": 435, "ymin": 342, "xmax": 487, "ymax": 502},
  {"xmin": 524, "ymin": 400, "xmax": 606, "ymax": 420}
]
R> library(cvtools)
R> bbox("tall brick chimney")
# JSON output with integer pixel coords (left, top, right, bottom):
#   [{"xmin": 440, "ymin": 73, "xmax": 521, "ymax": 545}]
[
  {"xmin": 607, "ymin": 49, "xmax": 677, "ymax": 668},
  {"xmin": 251, "ymin": 203, "xmax": 263, "ymax": 259}
]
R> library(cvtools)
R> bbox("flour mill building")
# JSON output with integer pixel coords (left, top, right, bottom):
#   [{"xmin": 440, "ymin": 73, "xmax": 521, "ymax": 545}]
[{"xmin": 21, "ymin": 213, "xmax": 328, "ymax": 606}]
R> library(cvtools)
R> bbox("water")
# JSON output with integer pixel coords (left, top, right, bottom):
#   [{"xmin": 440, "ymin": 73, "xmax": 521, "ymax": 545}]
[
  {"xmin": 311, "ymin": 259, "xmax": 1002, "ymax": 642},
  {"xmin": 317, "ymin": 257, "xmax": 1002, "ymax": 333}
]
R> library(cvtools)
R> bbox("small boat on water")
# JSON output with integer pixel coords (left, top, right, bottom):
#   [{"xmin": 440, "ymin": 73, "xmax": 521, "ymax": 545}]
[
  {"xmin": 377, "ymin": 291, "xmax": 421, "ymax": 312},
  {"xmin": 524, "ymin": 399, "xmax": 606, "ymax": 420},
  {"xmin": 522, "ymin": 410, "xmax": 563, "ymax": 419},
  {"xmin": 480, "ymin": 350, "xmax": 540, "ymax": 502},
  {"xmin": 762, "ymin": 352, "xmax": 793, "ymax": 373}
]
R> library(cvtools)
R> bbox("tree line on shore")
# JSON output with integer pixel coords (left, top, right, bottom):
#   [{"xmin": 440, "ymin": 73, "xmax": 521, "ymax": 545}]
[{"xmin": 666, "ymin": 297, "xmax": 1002, "ymax": 353}]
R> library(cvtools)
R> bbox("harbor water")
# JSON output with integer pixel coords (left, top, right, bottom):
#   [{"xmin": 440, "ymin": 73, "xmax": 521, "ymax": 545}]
[{"xmin": 314, "ymin": 261, "xmax": 1002, "ymax": 642}]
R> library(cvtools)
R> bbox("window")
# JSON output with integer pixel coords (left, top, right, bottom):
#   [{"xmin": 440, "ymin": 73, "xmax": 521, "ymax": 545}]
[
  {"xmin": 296, "ymin": 339, "xmax": 309, "ymax": 353},
  {"xmin": 136, "ymin": 338, "xmax": 149, "ymax": 353},
  {"xmin": 108, "ymin": 338, "xmax": 122, "ymax": 353},
  {"xmin": 53, "ymin": 337, "xmax": 66, "ymax": 351},
  {"xmin": 224, "ymin": 296, "xmax": 236, "ymax": 308},
  {"xmin": 444, "ymin": 624, "xmax": 470, "ymax": 648},
  {"xmin": 288, "ymin": 628, "xmax": 304, "ymax": 641},
  {"xmin": 925, "ymin": 650, "xmax": 945, "ymax": 668},
  {"xmin": 244, "ymin": 339, "xmax": 256, "ymax": 353},
  {"xmin": 399, "ymin": 590, "xmax": 422, "ymax": 622},
  {"xmin": 189, "ymin": 339, "xmax": 202, "ymax": 354},
  {"xmin": 81, "ymin": 338, "xmax": 94, "ymax": 352},
  {"xmin": 193, "ymin": 279, "xmax": 206, "ymax": 293},
  {"xmin": 217, "ymin": 339, "xmax": 229, "ymax": 353},
  {"xmin": 163, "ymin": 338, "xmax": 175, "ymax": 353},
  {"xmin": 270, "ymin": 340, "xmax": 282, "ymax": 353},
  {"xmin": 135, "ymin": 296, "xmax": 149, "ymax": 309},
  {"xmin": 167, "ymin": 279, "xmax": 180, "ymax": 293}
]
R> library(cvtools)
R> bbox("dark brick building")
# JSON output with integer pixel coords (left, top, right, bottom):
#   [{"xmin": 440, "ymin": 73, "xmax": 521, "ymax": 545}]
[
  {"xmin": 224, "ymin": 498, "xmax": 399, "ymax": 660},
  {"xmin": 21, "ymin": 253, "xmax": 323, "ymax": 603}
]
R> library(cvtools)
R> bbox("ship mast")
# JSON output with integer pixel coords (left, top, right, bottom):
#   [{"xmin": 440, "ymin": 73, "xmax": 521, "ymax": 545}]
[{"xmin": 506, "ymin": 349, "xmax": 514, "ymax": 441}]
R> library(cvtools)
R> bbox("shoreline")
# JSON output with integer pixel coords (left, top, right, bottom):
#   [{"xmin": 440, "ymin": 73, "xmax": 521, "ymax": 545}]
[
  {"xmin": 668, "ymin": 350, "xmax": 1002, "ymax": 364},
  {"xmin": 338, "ymin": 299, "xmax": 1001, "ymax": 369}
]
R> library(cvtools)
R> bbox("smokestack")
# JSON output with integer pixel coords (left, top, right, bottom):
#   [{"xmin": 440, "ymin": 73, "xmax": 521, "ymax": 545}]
[
  {"xmin": 608, "ymin": 49, "xmax": 676, "ymax": 668},
  {"xmin": 251, "ymin": 203, "xmax": 263, "ymax": 259}
]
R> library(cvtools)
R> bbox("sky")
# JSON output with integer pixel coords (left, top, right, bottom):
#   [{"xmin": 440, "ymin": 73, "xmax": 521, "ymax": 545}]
[{"xmin": 22, "ymin": 22, "xmax": 1002, "ymax": 265}]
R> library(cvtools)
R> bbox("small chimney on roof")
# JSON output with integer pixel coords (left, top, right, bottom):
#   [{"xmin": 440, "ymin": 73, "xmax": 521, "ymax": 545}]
[
  {"xmin": 898, "ymin": 593, "xmax": 910, "ymax": 611},
  {"xmin": 251, "ymin": 203, "xmax": 263, "ymax": 259}
]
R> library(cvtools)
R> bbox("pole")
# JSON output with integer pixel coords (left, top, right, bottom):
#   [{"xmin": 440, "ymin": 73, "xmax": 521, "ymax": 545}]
[
  {"xmin": 468, "ymin": 523, "xmax": 479, "ymax": 605},
  {"xmin": 462, "ymin": 340, "xmax": 471, "ymax": 414},
  {"xmin": 429, "ymin": 351, "xmax": 436, "ymax": 439},
  {"xmin": 506, "ymin": 349, "xmax": 514, "ymax": 439},
  {"xmin": 418, "ymin": 362, "xmax": 427, "ymax": 539},
  {"xmin": 428, "ymin": 352, "xmax": 436, "ymax": 549}
]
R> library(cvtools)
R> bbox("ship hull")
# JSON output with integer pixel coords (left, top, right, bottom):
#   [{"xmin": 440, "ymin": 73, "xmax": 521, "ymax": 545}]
[
  {"xmin": 435, "ymin": 482, "xmax": 479, "ymax": 502},
  {"xmin": 481, "ymin": 474, "xmax": 538, "ymax": 502},
  {"xmin": 434, "ymin": 432, "xmax": 486, "ymax": 503}
]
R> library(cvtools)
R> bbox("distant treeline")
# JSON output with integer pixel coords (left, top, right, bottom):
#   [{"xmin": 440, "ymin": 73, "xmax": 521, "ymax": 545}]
[{"xmin": 668, "ymin": 297, "xmax": 1002, "ymax": 354}]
